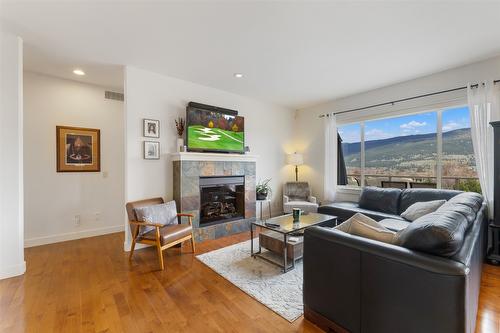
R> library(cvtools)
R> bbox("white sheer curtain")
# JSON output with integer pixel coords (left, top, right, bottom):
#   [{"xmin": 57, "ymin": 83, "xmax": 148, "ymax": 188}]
[
  {"xmin": 324, "ymin": 114, "xmax": 338, "ymax": 202},
  {"xmin": 468, "ymin": 81, "xmax": 499, "ymax": 218}
]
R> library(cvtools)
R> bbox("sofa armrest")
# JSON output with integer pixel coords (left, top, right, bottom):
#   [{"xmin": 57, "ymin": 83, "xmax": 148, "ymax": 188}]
[
  {"xmin": 309, "ymin": 196, "xmax": 317, "ymax": 204},
  {"xmin": 283, "ymin": 195, "xmax": 289, "ymax": 204}
]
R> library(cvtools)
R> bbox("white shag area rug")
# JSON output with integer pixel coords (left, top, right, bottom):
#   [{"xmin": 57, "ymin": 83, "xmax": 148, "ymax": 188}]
[{"xmin": 196, "ymin": 239, "xmax": 303, "ymax": 322}]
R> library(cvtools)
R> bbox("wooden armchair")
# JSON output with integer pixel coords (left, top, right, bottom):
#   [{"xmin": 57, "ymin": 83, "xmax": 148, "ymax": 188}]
[{"xmin": 126, "ymin": 197, "xmax": 196, "ymax": 270}]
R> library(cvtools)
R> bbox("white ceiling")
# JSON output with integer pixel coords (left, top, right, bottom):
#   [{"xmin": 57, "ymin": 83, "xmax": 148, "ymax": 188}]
[{"xmin": 2, "ymin": 1, "xmax": 500, "ymax": 109}]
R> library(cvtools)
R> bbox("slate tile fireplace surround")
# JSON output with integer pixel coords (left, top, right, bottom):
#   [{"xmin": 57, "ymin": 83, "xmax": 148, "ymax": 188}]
[{"xmin": 172, "ymin": 152, "xmax": 257, "ymax": 242}]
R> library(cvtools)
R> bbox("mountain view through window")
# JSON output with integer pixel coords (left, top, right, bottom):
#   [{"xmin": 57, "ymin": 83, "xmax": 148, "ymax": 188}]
[{"xmin": 338, "ymin": 106, "xmax": 480, "ymax": 192}]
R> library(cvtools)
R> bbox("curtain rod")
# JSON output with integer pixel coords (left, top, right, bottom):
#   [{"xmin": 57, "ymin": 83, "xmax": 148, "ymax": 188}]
[{"xmin": 318, "ymin": 79, "xmax": 500, "ymax": 118}]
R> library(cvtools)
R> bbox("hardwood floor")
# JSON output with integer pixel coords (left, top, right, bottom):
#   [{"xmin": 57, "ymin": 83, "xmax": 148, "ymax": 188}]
[{"xmin": 0, "ymin": 231, "xmax": 498, "ymax": 332}]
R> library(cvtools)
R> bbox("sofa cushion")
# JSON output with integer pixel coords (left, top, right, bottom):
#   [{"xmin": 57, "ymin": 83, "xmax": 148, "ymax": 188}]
[
  {"xmin": 318, "ymin": 201, "xmax": 404, "ymax": 222},
  {"xmin": 399, "ymin": 189, "xmax": 461, "ymax": 214},
  {"xmin": 378, "ymin": 218, "xmax": 411, "ymax": 232},
  {"xmin": 400, "ymin": 199, "xmax": 446, "ymax": 221},
  {"xmin": 396, "ymin": 210, "xmax": 468, "ymax": 257},
  {"xmin": 436, "ymin": 192, "xmax": 483, "ymax": 228},
  {"xmin": 335, "ymin": 213, "xmax": 398, "ymax": 244},
  {"xmin": 446, "ymin": 192, "xmax": 483, "ymax": 212},
  {"xmin": 358, "ymin": 187, "xmax": 402, "ymax": 215}
]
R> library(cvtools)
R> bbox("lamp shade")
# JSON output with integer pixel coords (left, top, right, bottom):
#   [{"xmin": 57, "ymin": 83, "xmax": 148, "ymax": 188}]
[{"xmin": 286, "ymin": 153, "xmax": 303, "ymax": 166}]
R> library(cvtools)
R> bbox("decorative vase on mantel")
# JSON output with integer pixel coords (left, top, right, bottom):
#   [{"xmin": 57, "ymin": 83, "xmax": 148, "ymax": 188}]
[{"xmin": 176, "ymin": 137, "xmax": 184, "ymax": 152}]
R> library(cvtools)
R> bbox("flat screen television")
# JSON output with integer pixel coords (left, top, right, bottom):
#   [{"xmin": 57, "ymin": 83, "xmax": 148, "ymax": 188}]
[{"xmin": 186, "ymin": 102, "xmax": 245, "ymax": 154}]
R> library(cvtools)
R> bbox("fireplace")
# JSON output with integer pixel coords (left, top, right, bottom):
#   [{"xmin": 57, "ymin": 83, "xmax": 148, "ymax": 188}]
[{"xmin": 199, "ymin": 176, "xmax": 245, "ymax": 226}]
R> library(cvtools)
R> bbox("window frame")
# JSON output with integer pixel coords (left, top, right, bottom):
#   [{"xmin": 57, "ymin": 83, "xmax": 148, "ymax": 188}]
[{"xmin": 336, "ymin": 102, "xmax": 471, "ymax": 193}]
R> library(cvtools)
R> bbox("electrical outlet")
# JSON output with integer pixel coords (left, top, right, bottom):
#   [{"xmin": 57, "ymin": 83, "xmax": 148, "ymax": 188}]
[
  {"xmin": 74, "ymin": 214, "xmax": 81, "ymax": 226},
  {"xmin": 94, "ymin": 212, "xmax": 100, "ymax": 221}
]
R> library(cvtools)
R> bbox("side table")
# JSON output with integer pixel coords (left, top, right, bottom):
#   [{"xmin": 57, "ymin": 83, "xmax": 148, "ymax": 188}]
[{"xmin": 256, "ymin": 199, "xmax": 272, "ymax": 220}]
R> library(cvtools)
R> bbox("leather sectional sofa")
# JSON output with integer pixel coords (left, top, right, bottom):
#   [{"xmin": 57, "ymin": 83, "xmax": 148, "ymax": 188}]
[{"xmin": 304, "ymin": 187, "xmax": 487, "ymax": 333}]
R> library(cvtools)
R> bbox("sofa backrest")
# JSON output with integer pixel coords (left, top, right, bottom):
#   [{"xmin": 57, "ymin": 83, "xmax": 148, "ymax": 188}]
[
  {"xmin": 397, "ymin": 192, "xmax": 484, "ymax": 257},
  {"xmin": 399, "ymin": 189, "xmax": 462, "ymax": 214},
  {"xmin": 358, "ymin": 187, "xmax": 401, "ymax": 215}
]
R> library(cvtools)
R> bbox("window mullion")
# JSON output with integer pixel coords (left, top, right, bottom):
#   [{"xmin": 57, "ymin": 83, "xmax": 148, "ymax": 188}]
[
  {"xmin": 361, "ymin": 122, "xmax": 365, "ymax": 187},
  {"xmin": 437, "ymin": 110, "xmax": 443, "ymax": 189}
]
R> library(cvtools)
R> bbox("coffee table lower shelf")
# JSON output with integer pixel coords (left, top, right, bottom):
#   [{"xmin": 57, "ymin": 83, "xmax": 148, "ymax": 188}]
[{"xmin": 251, "ymin": 231, "xmax": 303, "ymax": 273}]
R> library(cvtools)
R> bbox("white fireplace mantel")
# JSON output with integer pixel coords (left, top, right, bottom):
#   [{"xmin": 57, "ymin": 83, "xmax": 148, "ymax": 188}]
[{"xmin": 169, "ymin": 152, "xmax": 258, "ymax": 162}]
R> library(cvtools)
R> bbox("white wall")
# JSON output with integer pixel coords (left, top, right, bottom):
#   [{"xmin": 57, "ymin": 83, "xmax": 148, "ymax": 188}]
[
  {"xmin": 295, "ymin": 55, "xmax": 500, "ymax": 203},
  {"xmin": 23, "ymin": 72, "xmax": 124, "ymax": 247},
  {"xmin": 124, "ymin": 66, "xmax": 295, "ymax": 248},
  {"xmin": 0, "ymin": 31, "xmax": 25, "ymax": 279}
]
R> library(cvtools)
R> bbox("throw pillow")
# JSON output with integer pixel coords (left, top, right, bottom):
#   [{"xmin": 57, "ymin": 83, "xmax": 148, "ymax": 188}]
[
  {"xmin": 335, "ymin": 213, "xmax": 398, "ymax": 244},
  {"xmin": 400, "ymin": 200, "xmax": 446, "ymax": 221},
  {"xmin": 134, "ymin": 200, "xmax": 178, "ymax": 235}
]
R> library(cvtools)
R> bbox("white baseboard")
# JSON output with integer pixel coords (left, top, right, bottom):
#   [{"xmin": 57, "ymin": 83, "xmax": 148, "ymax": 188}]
[
  {"xmin": 24, "ymin": 225, "xmax": 124, "ymax": 248},
  {"xmin": 0, "ymin": 261, "xmax": 26, "ymax": 280}
]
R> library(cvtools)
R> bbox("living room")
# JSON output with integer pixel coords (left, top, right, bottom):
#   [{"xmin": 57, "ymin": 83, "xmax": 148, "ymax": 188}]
[{"xmin": 1, "ymin": 2, "xmax": 500, "ymax": 333}]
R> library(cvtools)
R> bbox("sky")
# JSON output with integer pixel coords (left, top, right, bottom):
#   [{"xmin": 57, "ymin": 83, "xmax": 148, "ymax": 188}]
[{"xmin": 338, "ymin": 106, "xmax": 470, "ymax": 143}]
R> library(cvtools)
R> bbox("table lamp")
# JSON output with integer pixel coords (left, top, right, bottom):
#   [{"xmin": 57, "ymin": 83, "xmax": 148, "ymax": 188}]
[{"xmin": 286, "ymin": 152, "xmax": 304, "ymax": 182}]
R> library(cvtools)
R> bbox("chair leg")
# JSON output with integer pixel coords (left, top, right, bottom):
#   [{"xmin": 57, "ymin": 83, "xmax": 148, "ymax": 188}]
[
  {"xmin": 129, "ymin": 239, "xmax": 136, "ymax": 261},
  {"xmin": 190, "ymin": 235, "xmax": 196, "ymax": 253},
  {"xmin": 157, "ymin": 244, "xmax": 165, "ymax": 270}
]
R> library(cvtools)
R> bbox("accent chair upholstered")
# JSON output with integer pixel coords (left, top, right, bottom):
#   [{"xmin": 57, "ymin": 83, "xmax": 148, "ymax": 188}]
[
  {"xmin": 283, "ymin": 181, "xmax": 319, "ymax": 214},
  {"xmin": 126, "ymin": 197, "xmax": 195, "ymax": 270}
]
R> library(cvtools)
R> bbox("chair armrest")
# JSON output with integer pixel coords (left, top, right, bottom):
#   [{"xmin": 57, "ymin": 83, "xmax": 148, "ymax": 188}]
[
  {"xmin": 129, "ymin": 220, "xmax": 163, "ymax": 228},
  {"xmin": 309, "ymin": 196, "xmax": 317, "ymax": 204},
  {"xmin": 177, "ymin": 213, "xmax": 194, "ymax": 217},
  {"xmin": 283, "ymin": 195, "xmax": 289, "ymax": 204},
  {"xmin": 177, "ymin": 213, "xmax": 194, "ymax": 226}
]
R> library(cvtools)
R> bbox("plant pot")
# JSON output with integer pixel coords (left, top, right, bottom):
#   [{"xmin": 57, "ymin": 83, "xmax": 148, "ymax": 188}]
[{"xmin": 256, "ymin": 191, "xmax": 268, "ymax": 200}]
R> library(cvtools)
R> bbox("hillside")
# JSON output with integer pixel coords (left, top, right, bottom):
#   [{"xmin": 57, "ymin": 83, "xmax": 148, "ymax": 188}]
[{"xmin": 342, "ymin": 128, "xmax": 475, "ymax": 170}]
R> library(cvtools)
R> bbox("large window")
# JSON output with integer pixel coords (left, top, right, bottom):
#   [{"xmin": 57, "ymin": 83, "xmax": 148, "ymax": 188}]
[{"xmin": 337, "ymin": 106, "xmax": 480, "ymax": 192}]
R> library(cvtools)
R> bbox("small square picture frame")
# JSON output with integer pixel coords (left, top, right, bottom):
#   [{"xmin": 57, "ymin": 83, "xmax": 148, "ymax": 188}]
[
  {"xmin": 143, "ymin": 119, "xmax": 160, "ymax": 138},
  {"xmin": 144, "ymin": 141, "xmax": 160, "ymax": 160}
]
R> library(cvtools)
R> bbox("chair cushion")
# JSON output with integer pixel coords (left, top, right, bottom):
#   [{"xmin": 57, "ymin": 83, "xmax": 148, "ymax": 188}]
[
  {"xmin": 134, "ymin": 200, "xmax": 178, "ymax": 235},
  {"xmin": 318, "ymin": 201, "xmax": 404, "ymax": 222},
  {"xmin": 358, "ymin": 187, "xmax": 402, "ymax": 215},
  {"xmin": 141, "ymin": 223, "xmax": 193, "ymax": 245},
  {"xmin": 378, "ymin": 218, "xmax": 411, "ymax": 232},
  {"xmin": 400, "ymin": 199, "xmax": 446, "ymax": 221},
  {"xmin": 284, "ymin": 201, "xmax": 319, "ymax": 213},
  {"xmin": 399, "ymin": 189, "xmax": 461, "ymax": 214},
  {"xmin": 396, "ymin": 210, "xmax": 468, "ymax": 257}
]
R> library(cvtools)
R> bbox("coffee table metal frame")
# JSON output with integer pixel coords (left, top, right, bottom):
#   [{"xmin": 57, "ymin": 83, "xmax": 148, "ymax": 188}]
[{"xmin": 250, "ymin": 213, "xmax": 336, "ymax": 273}]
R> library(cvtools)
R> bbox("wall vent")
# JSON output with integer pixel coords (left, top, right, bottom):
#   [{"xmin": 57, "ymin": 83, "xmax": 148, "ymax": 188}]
[{"xmin": 105, "ymin": 91, "xmax": 124, "ymax": 101}]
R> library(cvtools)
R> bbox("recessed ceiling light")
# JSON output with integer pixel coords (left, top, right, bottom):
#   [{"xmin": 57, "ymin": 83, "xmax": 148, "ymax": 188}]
[
  {"xmin": 73, "ymin": 69, "xmax": 85, "ymax": 76},
  {"xmin": 233, "ymin": 73, "xmax": 243, "ymax": 78}
]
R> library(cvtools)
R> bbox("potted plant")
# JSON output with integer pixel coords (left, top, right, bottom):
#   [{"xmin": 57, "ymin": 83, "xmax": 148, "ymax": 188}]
[
  {"xmin": 256, "ymin": 178, "xmax": 272, "ymax": 200},
  {"xmin": 175, "ymin": 117, "xmax": 185, "ymax": 152}
]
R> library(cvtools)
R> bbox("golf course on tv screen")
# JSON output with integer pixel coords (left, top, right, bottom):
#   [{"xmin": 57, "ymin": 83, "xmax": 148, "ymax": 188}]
[{"xmin": 187, "ymin": 110, "xmax": 244, "ymax": 153}]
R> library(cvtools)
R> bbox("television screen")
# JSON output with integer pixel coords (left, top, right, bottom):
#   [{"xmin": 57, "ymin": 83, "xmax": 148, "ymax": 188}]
[{"xmin": 186, "ymin": 104, "xmax": 245, "ymax": 153}]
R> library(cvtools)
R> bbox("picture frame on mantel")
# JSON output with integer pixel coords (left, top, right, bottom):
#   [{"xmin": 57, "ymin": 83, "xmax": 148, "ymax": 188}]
[{"xmin": 56, "ymin": 126, "xmax": 101, "ymax": 172}]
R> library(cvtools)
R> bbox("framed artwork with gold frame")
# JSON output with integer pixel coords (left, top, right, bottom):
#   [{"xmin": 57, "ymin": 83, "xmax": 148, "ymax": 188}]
[{"xmin": 56, "ymin": 126, "xmax": 101, "ymax": 172}]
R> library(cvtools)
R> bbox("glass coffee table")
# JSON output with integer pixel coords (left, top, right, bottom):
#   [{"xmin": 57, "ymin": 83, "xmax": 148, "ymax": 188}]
[{"xmin": 250, "ymin": 212, "xmax": 337, "ymax": 272}]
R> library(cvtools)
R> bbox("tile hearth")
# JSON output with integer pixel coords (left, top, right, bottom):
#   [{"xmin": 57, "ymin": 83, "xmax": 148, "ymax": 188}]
[{"xmin": 172, "ymin": 153, "xmax": 257, "ymax": 242}]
